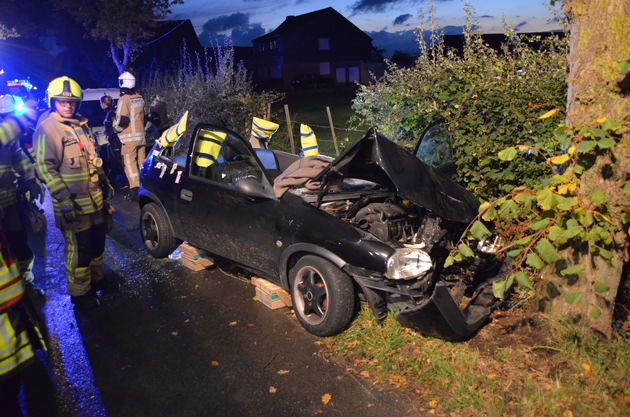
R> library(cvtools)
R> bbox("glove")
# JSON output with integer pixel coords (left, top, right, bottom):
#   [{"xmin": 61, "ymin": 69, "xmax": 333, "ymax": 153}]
[
  {"xmin": 100, "ymin": 176, "xmax": 114, "ymax": 200},
  {"xmin": 19, "ymin": 178, "xmax": 44, "ymax": 205},
  {"xmin": 59, "ymin": 198, "xmax": 78, "ymax": 223}
]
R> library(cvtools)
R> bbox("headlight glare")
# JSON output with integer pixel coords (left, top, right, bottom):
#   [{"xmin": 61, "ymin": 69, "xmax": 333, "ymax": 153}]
[{"xmin": 477, "ymin": 234, "xmax": 503, "ymax": 254}]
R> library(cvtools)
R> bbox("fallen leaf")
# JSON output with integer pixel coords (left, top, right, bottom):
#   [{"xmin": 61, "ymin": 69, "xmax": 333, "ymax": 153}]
[
  {"xmin": 229, "ymin": 321, "xmax": 237, "ymax": 326},
  {"xmin": 171, "ymin": 331, "xmax": 178, "ymax": 336},
  {"xmin": 277, "ymin": 370, "xmax": 290, "ymax": 375},
  {"xmin": 184, "ymin": 319, "xmax": 190, "ymax": 323},
  {"xmin": 581, "ymin": 362, "xmax": 591, "ymax": 377},
  {"xmin": 314, "ymin": 340, "xmax": 323, "ymax": 345},
  {"xmin": 247, "ymin": 323, "xmax": 255, "ymax": 327},
  {"xmin": 539, "ymin": 108, "xmax": 559, "ymax": 119},
  {"xmin": 322, "ymin": 393, "xmax": 332, "ymax": 405},
  {"xmin": 269, "ymin": 386, "xmax": 277, "ymax": 394},
  {"xmin": 211, "ymin": 360, "xmax": 219, "ymax": 367},
  {"xmin": 429, "ymin": 399, "xmax": 438, "ymax": 408},
  {"xmin": 487, "ymin": 372, "xmax": 497, "ymax": 379},
  {"xmin": 180, "ymin": 295, "xmax": 187, "ymax": 299},
  {"xmin": 563, "ymin": 411, "xmax": 574, "ymax": 417},
  {"xmin": 359, "ymin": 371, "xmax": 370, "ymax": 379},
  {"xmin": 253, "ymin": 296, "xmax": 258, "ymax": 301},
  {"xmin": 314, "ymin": 410, "xmax": 323, "ymax": 415}
]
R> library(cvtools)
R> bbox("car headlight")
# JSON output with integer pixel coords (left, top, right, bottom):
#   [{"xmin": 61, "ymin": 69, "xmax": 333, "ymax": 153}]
[
  {"xmin": 477, "ymin": 234, "xmax": 503, "ymax": 254},
  {"xmin": 386, "ymin": 248, "xmax": 433, "ymax": 280}
]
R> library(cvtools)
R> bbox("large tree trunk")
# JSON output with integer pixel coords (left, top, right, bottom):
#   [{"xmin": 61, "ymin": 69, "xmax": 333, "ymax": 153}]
[{"xmin": 538, "ymin": 0, "xmax": 630, "ymax": 338}]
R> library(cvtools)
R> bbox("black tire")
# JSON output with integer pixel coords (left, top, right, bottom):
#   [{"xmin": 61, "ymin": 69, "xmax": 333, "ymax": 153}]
[
  {"xmin": 289, "ymin": 255, "xmax": 356, "ymax": 337},
  {"xmin": 140, "ymin": 203, "xmax": 178, "ymax": 258}
]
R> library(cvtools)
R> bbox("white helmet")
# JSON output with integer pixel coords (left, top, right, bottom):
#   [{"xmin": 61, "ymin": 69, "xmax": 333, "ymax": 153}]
[
  {"xmin": 118, "ymin": 71, "xmax": 136, "ymax": 89},
  {"xmin": 0, "ymin": 94, "xmax": 16, "ymax": 114}
]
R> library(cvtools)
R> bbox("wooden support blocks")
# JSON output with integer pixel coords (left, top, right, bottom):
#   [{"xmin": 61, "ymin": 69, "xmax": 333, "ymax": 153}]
[
  {"xmin": 178, "ymin": 243, "xmax": 214, "ymax": 271},
  {"xmin": 251, "ymin": 277, "xmax": 292, "ymax": 309}
]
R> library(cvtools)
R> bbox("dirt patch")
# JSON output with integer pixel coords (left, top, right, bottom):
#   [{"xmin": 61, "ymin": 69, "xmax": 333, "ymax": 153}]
[{"xmin": 468, "ymin": 307, "xmax": 552, "ymax": 355}]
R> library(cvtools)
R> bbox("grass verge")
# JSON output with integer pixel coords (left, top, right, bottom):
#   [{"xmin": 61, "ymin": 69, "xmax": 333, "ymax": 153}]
[{"xmin": 323, "ymin": 304, "xmax": 629, "ymax": 416}]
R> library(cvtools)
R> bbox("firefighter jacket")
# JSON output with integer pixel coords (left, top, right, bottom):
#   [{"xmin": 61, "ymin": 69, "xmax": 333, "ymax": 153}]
[
  {"xmin": 0, "ymin": 231, "xmax": 37, "ymax": 380},
  {"xmin": 0, "ymin": 127, "xmax": 38, "ymax": 209},
  {"xmin": 33, "ymin": 111, "xmax": 105, "ymax": 227},
  {"xmin": 114, "ymin": 90, "xmax": 145, "ymax": 144},
  {"xmin": 0, "ymin": 245, "xmax": 31, "ymax": 381},
  {"xmin": 0, "ymin": 113, "xmax": 33, "ymax": 147}
]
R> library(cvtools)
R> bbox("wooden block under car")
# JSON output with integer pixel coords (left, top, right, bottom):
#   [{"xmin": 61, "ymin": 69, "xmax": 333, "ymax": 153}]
[
  {"xmin": 178, "ymin": 243, "xmax": 214, "ymax": 271},
  {"xmin": 252, "ymin": 277, "xmax": 292, "ymax": 309}
]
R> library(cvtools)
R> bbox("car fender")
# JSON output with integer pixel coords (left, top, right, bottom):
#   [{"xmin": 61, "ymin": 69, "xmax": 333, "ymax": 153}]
[{"xmin": 278, "ymin": 242, "xmax": 347, "ymax": 288}]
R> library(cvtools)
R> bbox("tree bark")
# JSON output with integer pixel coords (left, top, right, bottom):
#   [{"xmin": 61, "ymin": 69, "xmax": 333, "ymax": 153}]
[{"xmin": 538, "ymin": 0, "xmax": 630, "ymax": 338}]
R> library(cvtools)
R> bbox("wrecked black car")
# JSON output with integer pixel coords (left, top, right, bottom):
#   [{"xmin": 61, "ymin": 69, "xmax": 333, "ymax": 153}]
[{"xmin": 139, "ymin": 124, "xmax": 508, "ymax": 340}]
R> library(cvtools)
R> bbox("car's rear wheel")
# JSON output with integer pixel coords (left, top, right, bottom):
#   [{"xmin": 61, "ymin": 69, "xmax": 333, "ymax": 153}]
[
  {"xmin": 289, "ymin": 255, "xmax": 356, "ymax": 337},
  {"xmin": 140, "ymin": 203, "xmax": 178, "ymax": 258}
]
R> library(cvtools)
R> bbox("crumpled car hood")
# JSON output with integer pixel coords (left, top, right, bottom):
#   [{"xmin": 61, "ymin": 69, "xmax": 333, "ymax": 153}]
[{"xmin": 314, "ymin": 129, "xmax": 480, "ymax": 223}]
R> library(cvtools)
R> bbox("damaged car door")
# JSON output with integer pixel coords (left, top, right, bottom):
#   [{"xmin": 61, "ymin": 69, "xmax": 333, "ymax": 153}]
[{"xmin": 177, "ymin": 126, "xmax": 281, "ymax": 277}]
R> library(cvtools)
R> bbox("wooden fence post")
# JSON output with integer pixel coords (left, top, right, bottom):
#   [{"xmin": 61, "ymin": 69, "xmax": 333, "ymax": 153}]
[
  {"xmin": 326, "ymin": 106, "xmax": 340, "ymax": 156},
  {"xmin": 284, "ymin": 104, "xmax": 295, "ymax": 154}
]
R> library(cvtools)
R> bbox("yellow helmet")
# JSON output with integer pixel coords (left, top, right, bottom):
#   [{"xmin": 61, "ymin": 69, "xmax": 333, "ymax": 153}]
[{"xmin": 47, "ymin": 76, "xmax": 82, "ymax": 108}]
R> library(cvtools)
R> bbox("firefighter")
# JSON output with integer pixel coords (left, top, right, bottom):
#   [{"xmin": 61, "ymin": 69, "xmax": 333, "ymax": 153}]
[
  {"xmin": 0, "ymin": 95, "xmax": 45, "ymax": 296},
  {"xmin": 0, "ymin": 109, "xmax": 48, "ymax": 417},
  {"xmin": 100, "ymin": 94, "xmax": 124, "ymax": 187},
  {"xmin": 0, "ymin": 208, "xmax": 48, "ymax": 416},
  {"xmin": 33, "ymin": 76, "xmax": 117, "ymax": 310},
  {"xmin": 113, "ymin": 71, "xmax": 145, "ymax": 201}
]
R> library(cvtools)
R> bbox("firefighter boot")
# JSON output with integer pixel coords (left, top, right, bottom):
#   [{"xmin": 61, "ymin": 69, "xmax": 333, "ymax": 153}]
[{"xmin": 71, "ymin": 290, "xmax": 100, "ymax": 310}]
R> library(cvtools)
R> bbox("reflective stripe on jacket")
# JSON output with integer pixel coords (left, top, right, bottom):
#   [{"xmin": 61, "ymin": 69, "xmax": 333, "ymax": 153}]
[{"xmin": 0, "ymin": 230, "xmax": 37, "ymax": 380}]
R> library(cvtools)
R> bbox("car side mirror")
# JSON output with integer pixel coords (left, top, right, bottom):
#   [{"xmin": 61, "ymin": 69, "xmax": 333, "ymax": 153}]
[{"xmin": 234, "ymin": 177, "xmax": 273, "ymax": 199}]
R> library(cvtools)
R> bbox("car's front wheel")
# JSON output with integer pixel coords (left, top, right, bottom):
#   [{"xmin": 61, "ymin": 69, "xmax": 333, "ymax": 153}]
[
  {"xmin": 140, "ymin": 203, "xmax": 178, "ymax": 258},
  {"xmin": 289, "ymin": 255, "xmax": 356, "ymax": 337}
]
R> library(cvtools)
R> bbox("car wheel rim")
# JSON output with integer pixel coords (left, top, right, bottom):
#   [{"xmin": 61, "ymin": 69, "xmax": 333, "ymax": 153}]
[
  {"xmin": 141, "ymin": 212, "xmax": 158, "ymax": 250},
  {"xmin": 293, "ymin": 266, "xmax": 329, "ymax": 326}
]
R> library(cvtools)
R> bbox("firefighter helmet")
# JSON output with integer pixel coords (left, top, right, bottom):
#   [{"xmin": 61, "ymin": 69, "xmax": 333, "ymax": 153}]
[
  {"xmin": 118, "ymin": 71, "xmax": 136, "ymax": 89},
  {"xmin": 0, "ymin": 94, "xmax": 16, "ymax": 114},
  {"xmin": 47, "ymin": 76, "xmax": 82, "ymax": 108}
]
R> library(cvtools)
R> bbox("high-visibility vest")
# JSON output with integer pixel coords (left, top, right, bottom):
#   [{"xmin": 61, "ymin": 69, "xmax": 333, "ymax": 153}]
[
  {"xmin": 159, "ymin": 111, "xmax": 189, "ymax": 148},
  {"xmin": 300, "ymin": 124, "xmax": 319, "ymax": 156},
  {"xmin": 250, "ymin": 117, "xmax": 279, "ymax": 149},
  {"xmin": 194, "ymin": 130, "xmax": 227, "ymax": 168},
  {"xmin": 0, "ymin": 230, "xmax": 41, "ymax": 379}
]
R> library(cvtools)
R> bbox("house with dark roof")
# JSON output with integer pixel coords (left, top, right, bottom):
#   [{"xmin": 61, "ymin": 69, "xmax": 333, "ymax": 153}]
[
  {"xmin": 136, "ymin": 19, "xmax": 205, "ymax": 75},
  {"xmin": 250, "ymin": 7, "xmax": 382, "ymax": 90}
]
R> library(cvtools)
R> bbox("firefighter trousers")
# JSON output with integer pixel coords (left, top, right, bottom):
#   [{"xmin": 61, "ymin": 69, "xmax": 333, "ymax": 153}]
[
  {"xmin": 121, "ymin": 139, "xmax": 146, "ymax": 189},
  {"xmin": 62, "ymin": 222, "xmax": 106, "ymax": 297},
  {"xmin": 3, "ymin": 202, "xmax": 34, "ymax": 284}
]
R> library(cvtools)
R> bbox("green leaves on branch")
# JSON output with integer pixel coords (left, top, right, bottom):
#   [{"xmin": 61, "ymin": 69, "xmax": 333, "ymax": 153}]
[
  {"xmin": 351, "ymin": 5, "xmax": 568, "ymax": 201},
  {"xmin": 447, "ymin": 120, "xmax": 626, "ymax": 301}
]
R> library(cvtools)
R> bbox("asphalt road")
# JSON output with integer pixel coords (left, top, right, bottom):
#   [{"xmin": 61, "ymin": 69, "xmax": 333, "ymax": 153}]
[{"xmin": 23, "ymin": 188, "xmax": 420, "ymax": 417}]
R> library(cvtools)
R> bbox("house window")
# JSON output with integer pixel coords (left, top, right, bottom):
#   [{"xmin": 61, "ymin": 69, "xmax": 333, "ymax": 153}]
[
  {"xmin": 318, "ymin": 38, "xmax": 330, "ymax": 50},
  {"xmin": 269, "ymin": 40, "xmax": 277, "ymax": 50},
  {"xmin": 319, "ymin": 62, "xmax": 330, "ymax": 75},
  {"xmin": 348, "ymin": 67, "xmax": 360, "ymax": 82},
  {"xmin": 336, "ymin": 68, "xmax": 346, "ymax": 83}
]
